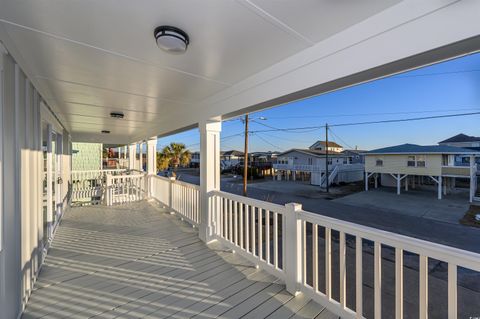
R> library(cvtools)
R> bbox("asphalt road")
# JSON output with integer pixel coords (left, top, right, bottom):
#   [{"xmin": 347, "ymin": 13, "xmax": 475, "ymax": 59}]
[{"xmin": 175, "ymin": 172, "xmax": 480, "ymax": 254}]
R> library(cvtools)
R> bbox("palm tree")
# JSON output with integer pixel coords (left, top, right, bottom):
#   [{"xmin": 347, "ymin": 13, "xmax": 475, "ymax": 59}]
[{"xmin": 157, "ymin": 143, "xmax": 191, "ymax": 177}]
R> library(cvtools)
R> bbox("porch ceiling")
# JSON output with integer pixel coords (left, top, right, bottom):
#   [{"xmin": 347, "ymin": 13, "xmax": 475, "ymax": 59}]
[{"xmin": 0, "ymin": 1, "xmax": 479, "ymax": 143}]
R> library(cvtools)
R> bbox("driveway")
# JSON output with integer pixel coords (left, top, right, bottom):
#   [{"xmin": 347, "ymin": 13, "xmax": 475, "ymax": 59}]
[{"xmin": 333, "ymin": 187, "xmax": 470, "ymax": 225}]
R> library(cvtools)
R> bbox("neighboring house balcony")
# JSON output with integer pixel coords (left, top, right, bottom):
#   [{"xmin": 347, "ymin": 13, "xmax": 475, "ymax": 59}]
[
  {"xmin": 441, "ymin": 165, "xmax": 475, "ymax": 177},
  {"xmin": 273, "ymin": 163, "xmax": 364, "ymax": 173}
]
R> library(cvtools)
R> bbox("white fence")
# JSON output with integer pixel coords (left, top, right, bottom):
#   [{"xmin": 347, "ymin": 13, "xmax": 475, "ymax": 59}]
[
  {"xmin": 154, "ymin": 182, "xmax": 480, "ymax": 319},
  {"xmin": 149, "ymin": 175, "xmax": 200, "ymax": 226},
  {"xmin": 71, "ymin": 169, "xmax": 126, "ymax": 204},
  {"xmin": 209, "ymin": 190, "xmax": 287, "ymax": 280},
  {"xmin": 105, "ymin": 173, "xmax": 147, "ymax": 205}
]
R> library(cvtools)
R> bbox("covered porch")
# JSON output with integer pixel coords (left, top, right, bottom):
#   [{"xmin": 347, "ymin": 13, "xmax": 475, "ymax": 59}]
[
  {"xmin": 1, "ymin": 1, "xmax": 480, "ymax": 318},
  {"xmin": 24, "ymin": 201, "xmax": 333, "ymax": 319}
]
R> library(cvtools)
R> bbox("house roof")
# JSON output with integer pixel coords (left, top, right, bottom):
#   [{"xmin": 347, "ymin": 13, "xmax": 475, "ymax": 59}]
[
  {"xmin": 438, "ymin": 133, "xmax": 480, "ymax": 144},
  {"xmin": 278, "ymin": 148, "xmax": 346, "ymax": 158},
  {"xmin": 342, "ymin": 149, "xmax": 367, "ymax": 154},
  {"xmin": 221, "ymin": 150, "xmax": 244, "ymax": 156},
  {"xmin": 310, "ymin": 140, "xmax": 343, "ymax": 149},
  {"xmin": 365, "ymin": 143, "xmax": 480, "ymax": 155}
]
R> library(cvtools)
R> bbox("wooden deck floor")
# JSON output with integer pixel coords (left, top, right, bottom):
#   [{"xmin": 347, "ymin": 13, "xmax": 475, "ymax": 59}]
[{"xmin": 23, "ymin": 201, "xmax": 338, "ymax": 319}]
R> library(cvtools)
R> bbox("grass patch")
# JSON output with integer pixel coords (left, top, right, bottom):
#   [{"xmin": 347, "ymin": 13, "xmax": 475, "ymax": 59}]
[{"xmin": 460, "ymin": 205, "xmax": 480, "ymax": 228}]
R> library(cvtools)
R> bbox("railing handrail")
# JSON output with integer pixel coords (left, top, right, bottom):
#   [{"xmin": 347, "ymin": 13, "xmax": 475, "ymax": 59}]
[
  {"xmin": 172, "ymin": 178, "xmax": 200, "ymax": 190},
  {"xmin": 72, "ymin": 168, "xmax": 127, "ymax": 173},
  {"xmin": 297, "ymin": 209, "xmax": 480, "ymax": 272},
  {"xmin": 210, "ymin": 190, "xmax": 287, "ymax": 214},
  {"xmin": 109, "ymin": 173, "xmax": 146, "ymax": 180}
]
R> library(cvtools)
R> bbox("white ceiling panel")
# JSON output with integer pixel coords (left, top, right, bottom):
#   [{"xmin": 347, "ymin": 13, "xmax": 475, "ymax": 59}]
[
  {"xmin": 38, "ymin": 79, "xmax": 188, "ymax": 115},
  {"xmin": 0, "ymin": 0, "xmax": 309, "ymax": 84},
  {"xmin": 56, "ymin": 102, "xmax": 164, "ymax": 121},
  {"xmin": 249, "ymin": 0, "xmax": 402, "ymax": 43},
  {"xmin": 3, "ymin": 24, "xmax": 228, "ymax": 103}
]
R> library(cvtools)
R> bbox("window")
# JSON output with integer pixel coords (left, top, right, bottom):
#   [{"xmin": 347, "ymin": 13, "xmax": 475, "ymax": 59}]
[
  {"xmin": 442, "ymin": 154, "xmax": 448, "ymax": 166},
  {"xmin": 417, "ymin": 155, "xmax": 426, "ymax": 167},
  {"xmin": 327, "ymin": 158, "xmax": 333, "ymax": 165},
  {"xmin": 308, "ymin": 158, "xmax": 313, "ymax": 165},
  {"xmin": 407, "ymin": 155, "xmax": 426, "ymax": 167},
  {"xmin": 375, "ymin": 158, "xmax": 383, "ymax": 166},
  {"xmin": 407, "ymin": 156, "xmax": 416, "ymax": 167}
]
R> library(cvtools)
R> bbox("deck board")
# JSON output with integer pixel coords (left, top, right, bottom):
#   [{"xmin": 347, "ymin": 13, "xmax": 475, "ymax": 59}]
[{"xmin": 23, "ymin": 201, "xmax": 337, "ymax": 319}]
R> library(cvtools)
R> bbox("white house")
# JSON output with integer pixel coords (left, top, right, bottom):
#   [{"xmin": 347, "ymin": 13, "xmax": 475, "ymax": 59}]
[
  {"xmin": 220, "ymin": 150, "xmax": 244, "ymax": 169},
  {"xmin": 364, "ymin": 144, "xmax": 480, "ymax": 201},
  {"xmin": 273, "ymin": 148, "xmax": 364, "ymax": 187},
  {"xmin": 309, "ymin": 140, "xmax": 344, "ymax": 153}
]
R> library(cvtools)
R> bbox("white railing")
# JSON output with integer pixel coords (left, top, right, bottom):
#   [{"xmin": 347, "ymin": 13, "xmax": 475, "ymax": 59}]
[
  {"xmin": 70, "ymin": 170, "xmax": 480, "ymax": 318},
  {"xmin": 295, "ymin": 210, "xmax": 480, "ymax": 318},
  {"xmin": 149, "ymin": 175, "xmax": 200, "ymax": 226},
  {"xmin": 202, "ymin": 190, "xmax": 479, "ymax": 319},
  {"xmin": 105, "ymin": 173, "xmax": 147, "ymax": 205},
  {"xmin": 71, "ymin": 169, "xmax": 126, "ymax": 204},
  {"xmin": 209, "ymin": 190, "xmax": 287, "ymax": 280},
  {"xmin": 149, "ymin": 175, "xmax": 171, "ymax": 207}
]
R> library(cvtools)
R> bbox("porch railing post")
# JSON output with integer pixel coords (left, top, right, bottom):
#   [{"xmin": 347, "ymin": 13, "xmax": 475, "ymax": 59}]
[
  {"xmin": 198, "ymin": 119, "xmax": 221, "ymax": 243},
  {"xmin": 147, "ymin": 137, "xmax": 157, "ymax": 197},
  {"xmin": 169, "ymin": 177, "xmax": 175, "ymax": 210},
  {"xmin": 284, "ymin": 202, "xmax": 302, "ymax": 295},
  {"xmin": 105, "ymin": 174, "xmax": 112, "ymax": 206}
]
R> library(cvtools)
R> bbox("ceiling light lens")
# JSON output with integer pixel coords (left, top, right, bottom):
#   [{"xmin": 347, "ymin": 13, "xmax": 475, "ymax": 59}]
[{"xmin": 154, "ymin": 26, "xmax": 189, "ymax": 53}]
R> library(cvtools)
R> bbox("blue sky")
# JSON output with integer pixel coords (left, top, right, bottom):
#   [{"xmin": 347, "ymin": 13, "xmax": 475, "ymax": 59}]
[{"xmin": 158, "ymin": 52, "xmax": 480, "ymax": 153}]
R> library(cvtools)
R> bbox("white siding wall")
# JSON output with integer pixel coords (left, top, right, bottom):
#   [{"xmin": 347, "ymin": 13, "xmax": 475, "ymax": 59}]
[
  {"xmin": 278, "ymin": 150, "xmax": 345, "ymax": 167},
  {"xmin": 0, "ymin": 53, "xmax": 71, "ymax": 318}
]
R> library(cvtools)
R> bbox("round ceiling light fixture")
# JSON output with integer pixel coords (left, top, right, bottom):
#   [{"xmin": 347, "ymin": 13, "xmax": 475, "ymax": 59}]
[{"xmin": 154, "ymin": 26, "xmax": 189, "ymax": 53}]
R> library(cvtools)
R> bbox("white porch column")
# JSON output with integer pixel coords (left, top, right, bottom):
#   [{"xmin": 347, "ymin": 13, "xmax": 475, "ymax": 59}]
[
  {"xmin": 138, "ymin": 141, "xmax": 143, "ymax": 171},
  {"xmin": 123, "ymin": 145, "xmax": 127, "ymax": 159},
  {"xmin": 397, "ymin": 174, "xmax": 401, "ymax": 195},
  {"xmin": 147, "ymin": 137, "xmax": 157, "ymax": 175},
  {"xmin": 365, "ymin": 171, "xmax": 369, "ymax": 191},
  {"xmin": 470, "ymin": 155, "xmax": 475, "ymax": 202},
  {"xmin": 438, "ymin": 176, "xmax": 442, "ymax": 200},
  {"xmin": 405, "ymin": 176, "xmax": 408, "ymax": 191},
  {"xmin": 46, "ymin": 124, "xmax": 53, "ymax": 237},
  {"xmin": 199, "ymin": 120, "xmax": 221, "ymax": 243},
  {"xmin": 128, "ymin": 143, "xmax": 136, "ymax": 170}
]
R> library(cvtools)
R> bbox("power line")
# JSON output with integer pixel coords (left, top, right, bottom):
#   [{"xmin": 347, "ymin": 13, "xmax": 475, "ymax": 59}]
[
  {"xmin": 246, "ymin": 111, "xmax": 480, "ymax": 133},
  {"xmin": 259, "ymin": 107, "xmax": 480, "ymax": 120},
  {"xmin": 328, "ymin": 128, "xmax": 355, "ymax": 150},
  {"xmin": 252, "ymin": 133, "xmax": 285, "ymax": 151},
  {"xmin": 251, "ymin": 119, "xmax": 322, "ymax": 133}
]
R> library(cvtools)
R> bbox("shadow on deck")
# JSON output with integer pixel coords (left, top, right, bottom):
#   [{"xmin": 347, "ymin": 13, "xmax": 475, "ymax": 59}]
[{"xmin": 23, "ymin": 201, "xmax": 337, "ymax": 319}]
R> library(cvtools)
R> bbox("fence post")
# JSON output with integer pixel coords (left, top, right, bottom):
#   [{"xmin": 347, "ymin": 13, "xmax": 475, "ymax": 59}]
[
  {"xmin": 105, "ymin": 174, "xmax": 112, "ymax": 206},
  {"xmin": 284, "ymin": 202, "xmax": 302, "ymax": 295},
  {"xmin": 169, "ymin": 177, "xmax": 175, "ymax": 210}
]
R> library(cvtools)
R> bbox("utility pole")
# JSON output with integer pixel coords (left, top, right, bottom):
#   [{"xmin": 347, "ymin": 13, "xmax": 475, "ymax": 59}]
[
  {"xmin": 243, "ymin": 114, "xmax": 249, "ymax": 196},
  {"xmin": 325, "ymin": 123, "xmax": 329, "ymax": 193}
]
